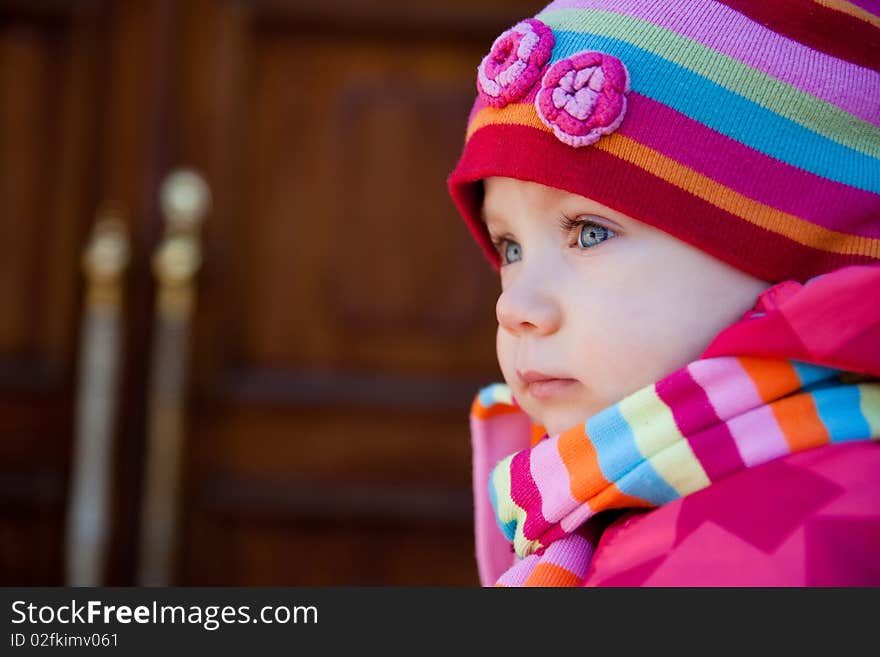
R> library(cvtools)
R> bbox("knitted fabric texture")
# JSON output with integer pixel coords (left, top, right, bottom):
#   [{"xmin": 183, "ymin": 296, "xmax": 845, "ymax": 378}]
[
  {"xmin": 474, "ymin": 358, "xmax": 880, "ymax": 586},
  {"xmin": 447, "ymin": 0, "xmax": 880, "ymax": 283}
]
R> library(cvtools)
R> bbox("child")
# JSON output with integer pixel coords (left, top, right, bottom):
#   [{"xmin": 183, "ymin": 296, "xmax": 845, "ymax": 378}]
[{"xmin": 447, "ymin": 0, "xmax": 880, "ymax": 586}]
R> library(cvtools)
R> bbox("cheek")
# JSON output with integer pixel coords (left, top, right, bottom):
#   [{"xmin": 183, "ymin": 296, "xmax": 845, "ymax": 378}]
[
  {"xmin": 563, "ymin": 285, "xmax": 631, "ymax": 374},
  {"xmin": 575, "ymin": 260, "xmax": 748, "ymax": 386},
  {"xmin": 496, "ymin": 326, "xmax": 516, "ymax": 380},
  {"xmin": 632, "ymin": 256, "xmax": 745, "ymax": 345},
  {"xmin": 565, "ymin": 277, "xmax": 677, "ymax": 388}
]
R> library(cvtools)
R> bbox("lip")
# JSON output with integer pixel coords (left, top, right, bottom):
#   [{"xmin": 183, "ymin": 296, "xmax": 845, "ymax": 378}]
[{"xmin": 517, "ymin": 369, "xmax": 579, "ymax": 400}]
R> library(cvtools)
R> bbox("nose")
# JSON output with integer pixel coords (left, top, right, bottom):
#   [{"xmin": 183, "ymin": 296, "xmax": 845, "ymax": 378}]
[{"xmin": 496, "ymin": 275, "xmax": 562, "ymax": 337}]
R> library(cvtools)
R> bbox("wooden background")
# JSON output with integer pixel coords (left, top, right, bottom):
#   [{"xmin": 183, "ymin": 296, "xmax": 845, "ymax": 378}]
[{"xmin": 0, "ymin": 0, "xmax": 545, "ymax": 585}]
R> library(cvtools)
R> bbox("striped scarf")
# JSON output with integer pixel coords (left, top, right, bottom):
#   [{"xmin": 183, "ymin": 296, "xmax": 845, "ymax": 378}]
[{"xmin": 473, "ymin": 357, "xmax": 880, "ymax": 586}]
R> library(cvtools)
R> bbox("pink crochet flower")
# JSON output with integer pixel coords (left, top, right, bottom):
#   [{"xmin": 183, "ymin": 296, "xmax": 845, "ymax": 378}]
[
  {"xmin": 477, "ymin": 19, "xmax": 555, "ymax": 108},
  {"xmin": 535, "ymin": 51, "xmax": 630, "ymax": 148}
]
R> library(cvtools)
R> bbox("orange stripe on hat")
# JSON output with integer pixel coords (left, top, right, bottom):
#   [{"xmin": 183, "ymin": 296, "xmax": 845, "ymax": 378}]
[
  {"xmin": 811, "ymin": 0, "xmax": 880, "ymax": 28},
  {"xmin": 465, "ymin": 106, "xmax": 880, "ymax": 258}
]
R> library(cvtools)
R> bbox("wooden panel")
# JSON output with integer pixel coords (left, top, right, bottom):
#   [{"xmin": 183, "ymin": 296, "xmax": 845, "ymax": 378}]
[
  {"xmin": 0, "ymin": 1, "xmax": 105, "ymax": 585},
  {"xmin": 0, "ymin": 0, "xmax": 180, "ymax": 586},
  {"xmin": 168, "ymin": 0, "xmax": 547, "ymax": 585},
  {"xmin": 239, "ymin": 33, "xmax": 497, "ymax": 375},
  {"xmin": 176, "ymin": 2, "xmax": 543, "ymax": 386},
  {"xmin": 0, "ymin": 0, "xmax": 551, "ymax": 586},
  {"xmin": 247, "ymin": 0, "xmax": 550, "ymax": 36},
  {"xmin": 191, "ymin": 404, "xmax": 473, "ymax": 486},
  {"xmin": 0, "ymin": 24, "xmax": 51, "ymax": 357},
  {"xmin": 0, "ymin": 471, "xmax": 64, "ymax": 585},
  {"xmin": 0, "ymin": 9, "xmax": 95, "ymax": 380},
  {"xmin": 94, "ymin": 0, "xmax": 179, "ymax": 586},
  {"xmin": 182, "ymin": 508, "xmax": 478, "ymax": 585}
]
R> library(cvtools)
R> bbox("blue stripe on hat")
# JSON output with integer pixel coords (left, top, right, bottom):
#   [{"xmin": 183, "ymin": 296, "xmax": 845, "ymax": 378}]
[{"xmin": 548, "ymin": 30, "xmax": 880, "ymax": 193}]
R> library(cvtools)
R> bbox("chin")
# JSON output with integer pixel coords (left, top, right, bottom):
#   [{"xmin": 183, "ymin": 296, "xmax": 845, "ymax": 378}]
[
  {"xmin": 515, "ymin": 391, "xmax": 597, "ymax": 435},
  {"xmin": 539, "ymin": 414, "xmax": 573, "ymax": 437},
  {"xmin": 543, "ymin": 406, "xmax": 597, "ymax": 436},
  {"xmin": 544, "ymin": 421, "xmax": 570, "ymax": 437}
]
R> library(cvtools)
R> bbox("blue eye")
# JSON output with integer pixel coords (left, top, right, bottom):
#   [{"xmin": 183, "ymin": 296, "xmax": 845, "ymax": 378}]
[
  {"xmin": 504, "ymin": 240, "xmax": 522, "ymax": 264},
  {"xmin": 577, "ymin": 222, "xmax": 615, "ymax": 248}
]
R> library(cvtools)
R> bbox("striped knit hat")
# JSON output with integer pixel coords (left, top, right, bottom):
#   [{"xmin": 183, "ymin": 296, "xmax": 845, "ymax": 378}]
[{"xmin": 447, "ymin": 0, "xmax": 880, "ymax": 283}]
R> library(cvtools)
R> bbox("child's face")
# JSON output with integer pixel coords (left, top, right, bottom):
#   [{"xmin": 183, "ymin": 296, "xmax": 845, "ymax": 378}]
[{"xmin": 484, "ymin": 176, "xmax": 772, "ymax": 435}]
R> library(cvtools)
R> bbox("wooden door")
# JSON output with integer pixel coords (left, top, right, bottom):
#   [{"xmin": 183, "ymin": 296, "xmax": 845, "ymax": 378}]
[
  {"xmin": 0, "ymin": 0, "xmax": 179, "ymax": 584},
  {"xmin": 0, "ymin": 0, "xmax": 102, "ymax": 585},
  {"xmin": 1, "ymin": 0, "xmax": 545, "ymax": 586},
  {"xmin": 167, "ymin": 0, "xmax": 549, "ymax": 586}
]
